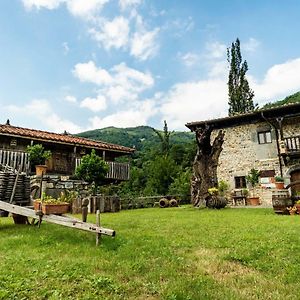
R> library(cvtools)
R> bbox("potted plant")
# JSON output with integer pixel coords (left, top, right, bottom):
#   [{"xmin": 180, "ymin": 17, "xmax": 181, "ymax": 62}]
[
  {"xmin": 27, "ymin": 144, "xmax": 51, "ymax": 176},
  {"xmin": 246, "ymin": 168, "xmax": 260, "ymax": 206},
  {"xmin": 274, "ymin": 176, "xmax": 284, "ymax": 189},
  {"xmin": 34, "ymin": 191, "xmax": 76, "ymax": 215}
]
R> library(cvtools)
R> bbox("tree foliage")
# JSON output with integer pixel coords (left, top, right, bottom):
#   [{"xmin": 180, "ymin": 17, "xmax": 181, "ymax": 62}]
[
  {"xmin": 78, "ymin": 123, "xmax": 196, "ymax": 199},
  {"xmin": 152, "ymin": 120, "xmax": 172, "ymax": 156},
  {"xmin": 227, "ymin": 38, "xmax": 256, "ymax": 116},
  {"xmin": 75, "ymin": 149, "xmax": 109, "ymax": 189}
]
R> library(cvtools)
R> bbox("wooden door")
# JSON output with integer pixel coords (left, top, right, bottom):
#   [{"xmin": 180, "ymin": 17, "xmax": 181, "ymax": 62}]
[{"xmin": 290, "ymin": 170, "xmax": 300, "ymax": 195}]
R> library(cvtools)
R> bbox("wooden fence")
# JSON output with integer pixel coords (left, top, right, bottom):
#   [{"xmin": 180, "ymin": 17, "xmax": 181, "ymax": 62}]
[{"xmin": 0, "ymin": 150, "xmax": 29, "ymax": 174}]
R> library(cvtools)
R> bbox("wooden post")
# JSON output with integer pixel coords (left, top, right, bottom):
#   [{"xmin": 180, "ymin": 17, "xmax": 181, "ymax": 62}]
[{"xmin": 96, "ymin": 209, "xmax": 101, "ymax": 246}]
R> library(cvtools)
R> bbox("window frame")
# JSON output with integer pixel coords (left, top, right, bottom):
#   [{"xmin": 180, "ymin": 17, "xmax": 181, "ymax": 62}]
[
  {"xmin": 257, "ymin": 130, "xmax": 272, "ymax": 144},
  {"xmin": 234, "ymin": 176, "xmax": 247, "ymax": 189}
]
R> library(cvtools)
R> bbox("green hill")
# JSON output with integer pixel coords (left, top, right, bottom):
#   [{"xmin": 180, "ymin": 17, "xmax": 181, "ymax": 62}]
[
  {"xmin": 77, "ymin": 125, "xmax": 194, "ymax": 151},
  {"xmin": 263, "ymin": 91, "xmax": 300, "ymax": 109}
]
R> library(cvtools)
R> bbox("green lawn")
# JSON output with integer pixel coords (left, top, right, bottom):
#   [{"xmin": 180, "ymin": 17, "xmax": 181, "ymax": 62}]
[{"xmin": 1, "ymin": 206, "xmax": 300, "ymax": 300}]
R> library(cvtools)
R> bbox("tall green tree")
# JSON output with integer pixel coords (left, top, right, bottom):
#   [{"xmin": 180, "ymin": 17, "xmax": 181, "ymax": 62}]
[
  {"xmin": 152, "ymin": 120, "xmax": 172, "ymax": 156},
  {"xmin": 227, "ymin": 38, "xmax": 256, "ymax": 116}
]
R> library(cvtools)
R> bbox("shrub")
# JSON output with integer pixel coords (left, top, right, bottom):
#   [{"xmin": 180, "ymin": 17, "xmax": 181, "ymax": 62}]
[{"xmin": 26, "ymin": 144, "xmax": 51, "ymax": 166}]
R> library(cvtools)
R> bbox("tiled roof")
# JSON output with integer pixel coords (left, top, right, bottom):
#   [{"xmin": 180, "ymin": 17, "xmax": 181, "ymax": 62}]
[{"xmin": 0, "ymin": 124, "xmax": 134, "ymax": 154}]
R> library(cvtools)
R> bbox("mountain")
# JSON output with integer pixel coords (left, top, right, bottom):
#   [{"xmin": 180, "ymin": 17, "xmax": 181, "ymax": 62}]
[
  {"xmin": 77, "ymin": 125, "xmax": 194, "ymax": 151},
  {"xmin": 263, "ymin": 91, "xmax": 300, "ymax": 109}
]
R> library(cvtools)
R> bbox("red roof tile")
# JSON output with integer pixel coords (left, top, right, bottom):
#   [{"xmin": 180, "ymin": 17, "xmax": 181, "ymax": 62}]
[{"xmin": 0, "ymin": 124, "xmax": 134, "ymax": 154}]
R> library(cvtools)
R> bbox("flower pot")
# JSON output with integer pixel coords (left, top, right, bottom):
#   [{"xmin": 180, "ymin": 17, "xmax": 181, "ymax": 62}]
[
  {"xmin": 289, "ymin": 210, "xmax": 297, "ymax": 215},
  {"xmin": 248, "ymin": 197, "xmax": 260, "ymax": 206},
  {"xmin": 34, "ymin": 201, "xmax": 69, "ymax": 215},
  {"xmin": 275, "ymin": 182, "xmax": 284, "ymax": 189},
  {"xmin": 35, "ymin": 165, "xmax": 47, "ymax": 176}
]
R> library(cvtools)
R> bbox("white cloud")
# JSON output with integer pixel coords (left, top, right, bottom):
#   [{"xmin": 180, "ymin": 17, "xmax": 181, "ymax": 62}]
[
  {"xmin": 160, "ymin": 79, "xmax": 228, "ymax": 130},
  {"xmin": 208, "ymin": 61, "xmax": 227, "ymax": 78},
  {"xmin": 73, "ymin": 61, "xmax": 112, "ymax": 85},
  {"xmin": 249, "ymin": 57, "xmax": 300, "ymax": 103},
  {"xmin": 6, "ymin": 99, "xmax": 82, "ymax": 133},
  {"xmin": 89, "ymin": 99, "xmax": 157, "ymax": 128},
  {"xmin": 66, "ymin": 0, "xmax": 109, "ymax": 18},
  {"xmin": 129, "ymin": 15, "xmax": 159, "ymax": 60},
  {"xmin": 163, "ymin": 17, "xmax": 194, "ymax": 38},
  {"xmin": 159, "ymin": 56, "xmax": 300, "ymax": 130},
  {"xmin": 73, "ymin": 61, "xmax": 154, "ymax": 106},
  {"xmin": 206, "ymin": 41, "xmax": 227, "ymax": 59},
  {"xmin": 89, "ymin": 16, "xmax": 130, "ymax": 50},
  {"xmin": 130, "ymin": 28, "xmax": 159, "ymax": 60},
  {"xmin": 119, "ymin": 0, "xmax": 141, "ymax": 11},
  {"xmin": 179, "ymin": 52, "xmax": 199, "ymax": 67},
  {"xmin": 23, "ymin": 0, "xmax": 160, "ymax": 61},
  {"xmin": 23, "ymin": 0, "xmax": 109, "ymax": 18},
  {"xmin": 22, "ymin": 0, "xmax": 64, "ymax": 10},
  {"xmin": 80, "ymin": 95, "xmax": 107, "ymax": 112},
  {"xmin": 64, "ymin": 95, "xmax": 77, "ymax": 103},
  {"xmin": 243, "ymin": 37, "xmax": 260, "ymax": 53}
]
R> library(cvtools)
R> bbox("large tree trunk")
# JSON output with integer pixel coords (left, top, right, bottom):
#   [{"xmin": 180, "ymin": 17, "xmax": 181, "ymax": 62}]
[{"xmin": 191, "ymin": 125, "xmax": 225, "ymax": 207}]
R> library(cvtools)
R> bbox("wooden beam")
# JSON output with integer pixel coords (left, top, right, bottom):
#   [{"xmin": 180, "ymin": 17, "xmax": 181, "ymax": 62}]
[{"xmin": 0, "ymin": 201, "xmax": 115, "ymax": 236}]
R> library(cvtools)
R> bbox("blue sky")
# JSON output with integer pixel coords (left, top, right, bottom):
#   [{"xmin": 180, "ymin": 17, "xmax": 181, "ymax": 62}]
[{"xmin": 1, "ymin": 0, "xmax": 300, "ymax": 133}]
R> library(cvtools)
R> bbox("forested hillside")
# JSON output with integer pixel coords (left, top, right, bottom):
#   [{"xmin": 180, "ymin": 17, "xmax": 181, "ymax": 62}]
[
  {"xmin": 78, "ymin": 125, "xmax": 194, "ymax": 151},
  {"xmin": 78, "ymin": 124, "xmax": 196, "ymax": 199},
  {"xmin": 263, "ymin": 91, "xmax": 300, "ymax": 108}
]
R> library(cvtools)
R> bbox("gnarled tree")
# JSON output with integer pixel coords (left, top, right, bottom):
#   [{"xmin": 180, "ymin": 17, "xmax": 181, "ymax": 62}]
[{"xmin": 191, "ymin": 125, "xmax": 225, "ymax": 207}]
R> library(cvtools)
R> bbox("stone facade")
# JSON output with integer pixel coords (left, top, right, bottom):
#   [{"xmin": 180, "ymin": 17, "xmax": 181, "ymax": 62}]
[{"xmin": 213, "ymin": 117, "xmax": 300, "ymax": 205}]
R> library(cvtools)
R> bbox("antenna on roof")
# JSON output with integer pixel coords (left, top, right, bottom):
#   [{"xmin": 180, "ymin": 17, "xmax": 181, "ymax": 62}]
[{"xmin": 5, "ymin": 119, "xmax": 10, "ymax": 125}]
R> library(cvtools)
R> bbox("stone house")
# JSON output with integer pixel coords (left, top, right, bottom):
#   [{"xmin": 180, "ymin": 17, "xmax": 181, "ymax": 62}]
[
  {"xmin": 0, "ymin": 121, "xmax": 134, "ymax": 181},
  {"xmin": 186, "ymin": 103, "xmax": 300, "ymax": 205}
]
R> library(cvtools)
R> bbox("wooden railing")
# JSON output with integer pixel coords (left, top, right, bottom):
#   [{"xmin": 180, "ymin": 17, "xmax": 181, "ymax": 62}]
[
  {"xmin": 284, "ymin": 136, "xmax": 300, "ymax": 153},
  {"xmin": 75, "ymin": 159, "xmax": 130, "ymax": 181},
  {"xmin": 0, "ymin": 150, "xmax": 29, "ymax": 173}
]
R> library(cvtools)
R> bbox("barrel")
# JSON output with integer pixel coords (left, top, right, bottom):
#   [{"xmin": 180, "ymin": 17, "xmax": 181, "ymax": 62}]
[
  {"xmin": 206, "ymin": 196, "xmax": 227, "ymax": 209},
  {"xmin": 169, "ymin": 199, "xmax": 178, "ymax": 207},
  {"xmin": 159, "ymin": 198, "xmax": 169, "ymax": 208},
  {"xmin": 272, "ymin": 190, "xmax": 292, "ymax": 215}
]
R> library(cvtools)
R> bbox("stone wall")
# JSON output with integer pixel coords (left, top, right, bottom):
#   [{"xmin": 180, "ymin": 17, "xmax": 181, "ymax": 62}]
[{"xmin": 211, "ymin": 119, "xmax": 300, "ymax": 205}]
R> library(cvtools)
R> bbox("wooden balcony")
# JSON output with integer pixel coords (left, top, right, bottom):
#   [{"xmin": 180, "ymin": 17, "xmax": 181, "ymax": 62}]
[
  {"xmin": 106, "ymin": 161, "xmax": 130, "ymax": 181},
  {"xmin": 283, "ymin": 136, "xmax": 300, "ymax": 158},
  {"xmin": 0, "ymin": 150, "xmax": 29, "ymax": 173},
  {"xmin": 0, "ymin": 150, "xmax": 130, "ymax": 181},
  {"xmin": 75, "ymin": 159, "xmax": 130, "ymax": 181}
]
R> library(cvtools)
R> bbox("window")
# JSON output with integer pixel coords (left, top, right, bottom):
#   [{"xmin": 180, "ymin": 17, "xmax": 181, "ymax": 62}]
[
  {"xmin": 258, "ymin": 131, "xmax": 272, "ymax": 144},
  {"xmin": 235, "ymin": 176, "xmax": 246, "ymax": 188}
]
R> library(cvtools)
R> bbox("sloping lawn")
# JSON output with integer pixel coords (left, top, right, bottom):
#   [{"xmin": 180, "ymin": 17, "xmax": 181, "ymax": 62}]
[{"xmin": 1, "ymin": 206, "xmax": 300, "ymax": 299}]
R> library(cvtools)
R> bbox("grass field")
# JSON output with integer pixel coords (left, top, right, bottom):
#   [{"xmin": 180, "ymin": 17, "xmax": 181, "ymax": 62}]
[{"xmin": 1, "ymin": 206, "xmax": 300, "ymax": 300}]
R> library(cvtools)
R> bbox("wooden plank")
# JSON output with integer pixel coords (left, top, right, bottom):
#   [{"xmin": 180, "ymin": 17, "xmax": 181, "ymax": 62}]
[{"xmin": 0, "ymin": 201, "xmax": 115, "ymax": 236}]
